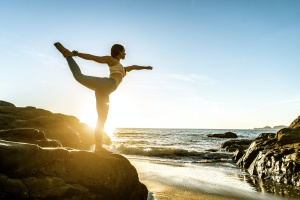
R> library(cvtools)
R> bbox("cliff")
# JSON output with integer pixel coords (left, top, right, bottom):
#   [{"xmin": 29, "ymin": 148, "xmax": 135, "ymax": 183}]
[{"xmin": 0, "ymin": 100, "xmax": 148, "ymax": 200}]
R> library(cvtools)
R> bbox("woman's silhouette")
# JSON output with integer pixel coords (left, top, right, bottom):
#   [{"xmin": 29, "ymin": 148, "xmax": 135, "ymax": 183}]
[{"xmin": 54, "ymin": 42, "xmax": 152, "ymax": 152}]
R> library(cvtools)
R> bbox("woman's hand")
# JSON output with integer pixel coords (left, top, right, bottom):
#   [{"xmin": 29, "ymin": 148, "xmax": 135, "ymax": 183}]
[{"xmin": 124, "ymin": 65, "xmax": 153, "ymax": 72}]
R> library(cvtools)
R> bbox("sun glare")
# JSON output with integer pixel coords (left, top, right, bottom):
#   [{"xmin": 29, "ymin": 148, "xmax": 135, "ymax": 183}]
[
  {"xmin": 79, "ymin": 99, "xmax": 97, "ymax": 128},
  {"xmin": 78, "ymin": 92, "xmax": 142, "ymax": 137}
]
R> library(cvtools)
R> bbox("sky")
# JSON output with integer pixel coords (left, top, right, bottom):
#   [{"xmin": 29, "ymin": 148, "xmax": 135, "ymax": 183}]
[{"xmin": 0, "ymin": 0, "xmax": 300, "ymax": 131}]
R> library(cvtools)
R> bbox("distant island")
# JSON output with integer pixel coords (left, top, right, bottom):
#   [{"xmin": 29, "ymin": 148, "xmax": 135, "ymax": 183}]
[{"xmin": 254, "ymin": 125, "xmax": 287, "ymax": 130}]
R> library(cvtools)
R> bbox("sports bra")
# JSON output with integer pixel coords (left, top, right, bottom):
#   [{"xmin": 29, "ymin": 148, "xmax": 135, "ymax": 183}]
[
  {"xmin": 109, "ymin": 63, "xmax": 126, "ymax": 87},
  {"xmin": 109, "ymin": 63, "xmax": 125, "ymax": 77}
]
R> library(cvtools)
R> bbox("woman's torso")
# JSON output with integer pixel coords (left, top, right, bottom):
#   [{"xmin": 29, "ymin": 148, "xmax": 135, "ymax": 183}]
[{"xmin": 109, "ymin": 63, "xmax": 125, "ymax": 88}]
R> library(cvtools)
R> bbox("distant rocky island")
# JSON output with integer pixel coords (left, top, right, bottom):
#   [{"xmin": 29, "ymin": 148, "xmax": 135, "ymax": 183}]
[{"xmin": 254, "ymin": 125, "xmax": 288, "ymax": 130}]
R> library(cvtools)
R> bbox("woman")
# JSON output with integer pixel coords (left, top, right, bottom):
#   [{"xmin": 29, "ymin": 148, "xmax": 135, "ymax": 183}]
[{"xmin": 54, "ymin": 42, "xmax": 153, "ymax": 152}]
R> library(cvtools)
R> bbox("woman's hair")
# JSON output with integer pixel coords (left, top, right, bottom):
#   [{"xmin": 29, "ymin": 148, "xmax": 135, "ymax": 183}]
[{"xmin": 111, "ymin": 44, "xmax": 124, "ymax": 58}]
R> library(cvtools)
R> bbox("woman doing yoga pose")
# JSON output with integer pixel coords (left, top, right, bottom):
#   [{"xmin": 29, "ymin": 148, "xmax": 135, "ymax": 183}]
[{"xmin": 54, "ymin": 42, "xmax": 153, "ymax": 152}]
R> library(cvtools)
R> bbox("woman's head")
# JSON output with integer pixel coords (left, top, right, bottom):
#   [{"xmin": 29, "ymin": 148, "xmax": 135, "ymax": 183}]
[{"xmin": 111, "ymin": 44, "xmax": 125, "ymax": 59}]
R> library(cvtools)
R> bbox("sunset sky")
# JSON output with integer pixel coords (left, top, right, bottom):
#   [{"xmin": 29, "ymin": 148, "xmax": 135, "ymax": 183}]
[{"xmin": 1, "ymin": 0, "xmax": 300, "ymax": 132}]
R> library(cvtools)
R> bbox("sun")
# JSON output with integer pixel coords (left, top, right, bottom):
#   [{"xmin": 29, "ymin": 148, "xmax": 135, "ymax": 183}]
[
  {"xmin": 80, "ymin": 92, "xmax": 144, "ymax": 136},
  {"xmin": 78, "ymin": 91, "xmax": 142, "ymax": 137},
  {"xmin": 79, "ymin": 99, "xmax": 97, "ymax": 128}
]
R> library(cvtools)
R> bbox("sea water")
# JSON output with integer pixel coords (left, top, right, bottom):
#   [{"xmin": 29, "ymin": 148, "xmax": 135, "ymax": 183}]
[
  {"xmin": 105, "ymin": 128, "xmax": 300, "ymax": 200},
  {"xmin": 108, "ymin": 128, "xmax": 276, "ymax": 163}
]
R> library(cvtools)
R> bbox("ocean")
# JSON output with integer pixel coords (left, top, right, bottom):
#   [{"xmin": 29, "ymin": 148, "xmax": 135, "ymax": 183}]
[
  {"xmin": 104, "ymin": 128, "xmax": 300, "ymax": 200},
  {"xmin": 108, "ymin": 128, "xmax": 276, "ymax": 163}
]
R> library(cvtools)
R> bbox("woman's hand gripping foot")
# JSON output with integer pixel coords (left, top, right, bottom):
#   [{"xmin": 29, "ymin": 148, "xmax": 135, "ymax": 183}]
[{"xmin": 54, "ymin": 42, "xmax": 73, "ymax": 58}]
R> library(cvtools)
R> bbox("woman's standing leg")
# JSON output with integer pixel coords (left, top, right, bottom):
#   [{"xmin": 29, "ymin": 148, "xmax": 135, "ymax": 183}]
[{"xmin": 94, "ymin": 91, "xmax": 110, "ymax": 150}]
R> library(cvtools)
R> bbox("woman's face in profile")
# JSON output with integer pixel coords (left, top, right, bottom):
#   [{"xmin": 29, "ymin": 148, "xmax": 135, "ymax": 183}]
[{"xmin": 120, "ymin": 49, "xmax": 126, "ymax": 59}]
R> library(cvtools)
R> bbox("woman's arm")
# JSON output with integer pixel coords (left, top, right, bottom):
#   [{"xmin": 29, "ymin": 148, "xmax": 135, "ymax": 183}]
[
  {"xmin": 124, "ymin": 65, "xmax": 153, "ymax": 72},
  {"xmin": 75, "ymin": 51, "xmax": 118, "ymax": 66}
]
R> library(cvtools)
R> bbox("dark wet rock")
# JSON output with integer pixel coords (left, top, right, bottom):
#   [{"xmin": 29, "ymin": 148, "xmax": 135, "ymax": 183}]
[
  {"xmin": 206, "ymin": 149, "xmax": 219, "ymax": 152},
  {"xmin": 0, "ymin": 101, "xmax": 111, "ymax": 149},
  {"xmin": 235, "ymin": 117, "xmax": 300, "ymax": 188},
  {"xmin": 0, "ymin": 140, "xmax": 148, "ymax": 200},
  {"xmin": 207, "ymin": 131, "xmax": 238, "ymax": 138},
  {"xmin": 232, "ymin": 148, "xmax": 244, "ymax": 162},
  {"xmin": 221, "ymin": 139, "xmax": 252, "ymax": 152}
]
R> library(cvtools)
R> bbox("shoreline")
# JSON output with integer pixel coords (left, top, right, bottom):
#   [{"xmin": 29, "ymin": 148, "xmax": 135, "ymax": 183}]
[{"xmin": 129, "ymin": 158, "xmax": 293, "ymax": 200}]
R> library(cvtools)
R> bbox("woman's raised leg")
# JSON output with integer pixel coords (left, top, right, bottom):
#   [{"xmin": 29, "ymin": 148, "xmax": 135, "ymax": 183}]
[
  {"xmin": 66, "ymin": 57, "xmax": 105, "ymax": 90},
  {"xmin": 55, "ymin": 42, "xmax": 101, "ymax": 91}
]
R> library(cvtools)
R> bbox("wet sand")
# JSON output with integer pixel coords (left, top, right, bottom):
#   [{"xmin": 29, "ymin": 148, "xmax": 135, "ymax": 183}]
[{"xmin": 129, "ymin": 158, "xmax": 287, "ymax": 200}]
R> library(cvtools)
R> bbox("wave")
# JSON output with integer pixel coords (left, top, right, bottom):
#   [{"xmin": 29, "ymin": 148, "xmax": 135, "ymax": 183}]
[{"xmin": 110, "ymin": 144, "xmax": 232, "ymax": 161}]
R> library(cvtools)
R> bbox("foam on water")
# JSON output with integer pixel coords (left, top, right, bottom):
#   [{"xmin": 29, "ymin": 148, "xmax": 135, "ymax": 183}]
[{"xmin": 109, "ymin": 128, "xmax": 277, "ymax": 163}]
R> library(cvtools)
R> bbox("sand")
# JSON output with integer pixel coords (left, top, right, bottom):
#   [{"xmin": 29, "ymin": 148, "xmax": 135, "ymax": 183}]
[{"xmin": 129, "ymin": 158, "xmax": 286, "ymax": 200}]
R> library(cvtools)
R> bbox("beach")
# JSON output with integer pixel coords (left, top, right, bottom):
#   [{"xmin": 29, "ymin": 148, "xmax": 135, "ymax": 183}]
[
  {"xmin": 107, "ymin": 128, "xmax": 300, "ymax": 200},
  {"xmin": 129, "ymin": 158, "xmax": 297, "ymax": 200}
]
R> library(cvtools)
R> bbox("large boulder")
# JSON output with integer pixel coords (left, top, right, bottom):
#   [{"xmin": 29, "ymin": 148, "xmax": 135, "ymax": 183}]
[
  {"xmin": 0, "ymin": 100, "xmax": 111, "ymax": 149},
  {"xmin": 235, "ymin": 117, "xmax": 300, "ymax": 187},
  {"xmin": 0, "ymin": 140, "xmax": 148, "ymax": 200},
  {"xmin": 0, "ymin": 100, "xmax": 148, "ymax": 200}
]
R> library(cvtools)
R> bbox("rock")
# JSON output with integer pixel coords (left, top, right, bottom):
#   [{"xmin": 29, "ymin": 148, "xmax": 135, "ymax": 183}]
[
  {"xmin": 0, "ymin": 174, "xmax": 28, "ymax": 199},
  {"xmin": 0, "ymin": 100, "xmax": 15, "ymax": 107},
  {"xmin": 276, "ymin": 127, "xmax": 300, "ymax": 145},
  {"xmin": 289, "ymin": 116, "xmax": 300, "ymax": 129},
  {"xmin": 235, "ymin": 116, "xmax": 300, "ymax": 188},
  {"xmin": 22, "ymin": 176, "xmax": 89, "ymax": 199},
  {"xmin": 0, "ymin": 140, "xmax": 148, "ymax": 200},
  {"xmin": 232, "ymin": 148, "xmax": 244, "ymax": 162},
  {"xmin": 0, "ymin": 114, "xmax": 16, "ymax": 128},
  {"xmin": 207, "ymin": 132, "xmax": 238, "ymax": 138},
  {"xmin": 0, "ymin": 100, "xmax": 148, "ymax": 200},
  {"xmin": 221, "ymin": 139, "xmax": 252, "ymax": 152},
  {"xmin": 205, "ymin": 149, "xmax": 218, "ymax": 152},
  {"xmin": 0, "ymin": 128, "xmax": 61, "ymax": 147},
  {"xmin": 256, "ymin": 133, "xmax": 276, "ymax": 140},
  {"xmin": 0, "ymin": 100, "xmax": 111, "ymax": 149}
]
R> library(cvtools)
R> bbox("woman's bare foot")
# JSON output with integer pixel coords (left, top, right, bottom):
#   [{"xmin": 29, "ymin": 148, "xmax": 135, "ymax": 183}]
[{"xmin": 54, "ymin": 42, "xmax": 73, "ymax": 58}]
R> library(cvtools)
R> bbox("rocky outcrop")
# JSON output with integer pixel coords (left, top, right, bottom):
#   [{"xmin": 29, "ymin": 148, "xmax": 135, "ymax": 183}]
[
  {"xmin": 207, "ymin": 131, "xmax": 238, "ymax": 138},
  {"xmin": 235, "ymin": 116, "xmax": 300, "ymax": 187},
  {"xmin": 0, "ymin": 140, "xmax": 147, "ymax": 200},
  {"xmin": 0, "ymin": 128, "xmax": 61, "ymax": 147},
  {"xmin": 0, "ymin": 100, "xmax": 148, "ymax": 200},
  {"xmin": 0, "ymin": 100, "xmax": 111, "ymax": 149}
]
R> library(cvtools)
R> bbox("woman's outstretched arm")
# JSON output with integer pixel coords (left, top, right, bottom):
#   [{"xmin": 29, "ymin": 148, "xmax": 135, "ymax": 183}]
[
  {"xmin": 124, "ymin": 65, "xmax": 153, "ymax": 72},
  {"xmin": 74, "ymin": 51, "xmax": 118, "ymax": 66}
]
